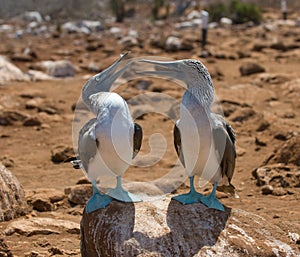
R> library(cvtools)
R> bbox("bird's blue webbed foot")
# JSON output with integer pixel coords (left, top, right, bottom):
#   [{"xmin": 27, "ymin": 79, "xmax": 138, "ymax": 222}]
[
  {"xmin": 107, "ymin": 176, "xmax": 142, "ymax": 203},
  {"xmin": 86, "ymin": 181, "xmax": 113, "ymax": 213},
  {"xmin": 200, "ymin": 182, "xmax": 225, "ymax": 211},
  {"xmin": 172, "ymin": 176, "xmax": 203, "ymax": 204}
]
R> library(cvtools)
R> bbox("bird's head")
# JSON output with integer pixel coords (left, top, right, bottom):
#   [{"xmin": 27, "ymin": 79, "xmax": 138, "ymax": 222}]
[
  {"xmin": 82, "ymin": 52, "xmax": 130, "ymax": 109},
  {"xmin": 138, "ymin": 59, "xmax": 213, "ymax": 87},
  {"xmin": 138, "ymin": 59, "xmax": 215, "ymax": 106}
]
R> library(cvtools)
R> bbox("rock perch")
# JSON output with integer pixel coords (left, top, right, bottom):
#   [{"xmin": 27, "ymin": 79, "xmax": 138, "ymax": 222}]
[{"xmin": 80, "ymin": 197, "xmax": 299, "ymax": 256}]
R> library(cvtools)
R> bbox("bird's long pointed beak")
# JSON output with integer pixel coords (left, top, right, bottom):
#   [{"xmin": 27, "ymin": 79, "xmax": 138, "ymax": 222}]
[
  {"xmin": 83, "ymin": 52, "xmax": 130, "ymax": 96},
  {"xmin": 137, "ymin": 59, "xmax": 180, "ymax": 77},
  {"xmin": 94, "ymin": 51, "xmax": 130, "ymax": 81}
]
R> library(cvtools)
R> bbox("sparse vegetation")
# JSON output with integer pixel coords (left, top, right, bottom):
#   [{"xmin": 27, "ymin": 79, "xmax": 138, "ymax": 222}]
[{"xmin": 208, "ymin": 0, "xmax": 262, "ymax": 24}]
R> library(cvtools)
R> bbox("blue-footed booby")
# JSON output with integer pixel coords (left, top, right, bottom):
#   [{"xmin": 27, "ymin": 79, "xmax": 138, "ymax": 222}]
[
  {"xmin": 72, "ymin": 53, "xmax": 143, "ymax": 213},
  {"xmin": 138, "ymin": 59, "xmax": 236, "ymax": 211}
]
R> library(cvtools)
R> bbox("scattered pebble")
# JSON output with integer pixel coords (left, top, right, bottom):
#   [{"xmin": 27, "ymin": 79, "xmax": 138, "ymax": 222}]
[
  {"xmin": 239, "ymin": 62, "xmax": 266, "ymax": 76},
  {"xmin": 23, "ymin": 116, "xmax": 42, "ymax": 126},
  {"xmin": 261, "ymin": 185, "xmax": 274, "ymax": 195},
  {"xmin": 68, "ymin": 184, "xmax": 92, "ymax": 205},
  {"xmin": 51, "ymin": 145, "xmax": 74, "ymax": 163}
]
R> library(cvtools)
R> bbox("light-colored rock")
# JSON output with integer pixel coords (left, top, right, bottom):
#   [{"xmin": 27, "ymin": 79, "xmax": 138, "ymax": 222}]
[
  {"xmin": 25, "ymin": 98, "xmax": 44, "ymax": 109},
  {"xmin": 0, "ymin": 163, "xmax": 28, "ymax": 222},
  {"xmin": 39, "ymin": 60, "xmax": 75, "ymax": 77},
  {"xmin": 261, "ymin": 184, "xmax": 274, "ymax": 195},
  {"xmin": 80, "ymin": 198, "xmax": 299, "ymax": 256},
  {"xmin": 119, "ymin": 36, "xmax": 138, "ymax": 48},
  {"xmin": 0, "ymin": 55, "xmax": 30, "ymax": 84},
  {"xmin": 187, "ymin": 10, "xmax": 201, "ymax": 20},
  {"xmin": 165, "ymin": 36, "xmax": 181, "ymax": 52},
  {"xmin": 0, "ymin": 24, "xmax": 14, "ymax": 33},
  {"xmin": 81, "ymin": 20, "xmax": 103, "ymax": 32},
  {"xmin": 23, "ymin": 11, "xmax": 42, "ymax": 23},
  {"xmin": 220, "ymin": 17, "xmax": 232, "ymax": 26},
  {"xmin": 27, "ymin": 69, "xmax": 55, "ymax": 81},
  {"xmin": 61, "ymin": 21, "xmax": 90, "ymax": 34},
  {"xmin": 5, "ymin": 217, "xmax": 80, "ymax": 236}
]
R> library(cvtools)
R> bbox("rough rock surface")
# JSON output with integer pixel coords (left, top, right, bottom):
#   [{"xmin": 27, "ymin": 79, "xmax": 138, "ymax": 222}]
[
  {"xmin": 0, "ymin": 238, "xmax": 13, "ymax": 257},
  {"xmin": 265, "ymin": 136, "xmax": 300, "ymax": 166},
  {"xmin": 80, "ymin": 197, "xmax": 299, "ymax": 257},
  {"xmin": 51, "ymin": 145, "xmax": 75, "ymax": 163},
  {"xmin": 4, "ymin": 217, "xmax": 80, "ymax": 236},
  {"xmin": 0, "ymin": 163, "xmax": 28, "ymax": 222},
  {"xmin": 252, "ymin": 163, "xmax": 300, "ymax": 196}
]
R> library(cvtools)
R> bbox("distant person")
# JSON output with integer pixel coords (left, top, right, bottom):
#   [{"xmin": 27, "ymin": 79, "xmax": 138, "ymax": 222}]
[
  {"xmin": 201, "ymin": 10, "xmax": 209, "ymax": 49},
  {"xmin": 281, "ymin": 0, "xmax": 287, "ymax": 20}
]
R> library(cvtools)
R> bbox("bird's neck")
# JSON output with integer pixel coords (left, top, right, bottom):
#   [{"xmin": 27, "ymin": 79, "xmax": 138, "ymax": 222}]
[{"xmin": 183, "ymin": 84, "xmax": 214, "ymax": 109}]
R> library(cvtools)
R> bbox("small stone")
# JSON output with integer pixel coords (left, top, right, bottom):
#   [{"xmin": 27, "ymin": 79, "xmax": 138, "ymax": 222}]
[
  {"xmin": 25, "ymin": 251, "xmax": 39, "ymax": 257},
  {"xmin": 165, "ymin": 36, "xmax": 182, "ymax": 52},
  {"xmin": 0, "ymin": 111, "xmax": 27, "ymax": 125},
  {"xmin": 48, "ymin": 247, "xmax": 64, "ymax": 255},
  {"xmin": 261, "ymin": 185, "xmax": 274, "ymax": 195},
  {"xmin": 68, "ymin": 184, "xmax": 92, "ymax": 205},
  {"xmin": 236, "ymin": 146, "xmax": 246, "ymax": 157},
  {"xmin": 256, "ymin": 121, "xmax": 270, "ymax": 132},
  {"xmin": 255, "ymin": 137, "xmax": 267, "ymax": 147},
  {"xmin": 25, "ymin": 98, "xmax": 44, "ymax": 109},
  {"xmin": 0, "ymin": 156, "xmax": 14, "ymax": 168},
  {"xmin": 270, "ymin": 41, "xmax": 286, "ymax": 51},
  {"xmin": 23, "ymin": 117, "xmax": 42, "ymax": 126},
  {"xmin": 283, "ymin": 112, "xmax": 295, "ymax": 119},
  {"xmin": 239, "ymin": 62, "xmax": 265, "ymax": 76},
  {"xmin": 272, "ymin": 188, "xmax": 287, "ymax": 196},
  {"xmin": 252, "ymin": 43, "xmax": 268, "ymax": 52},
  {"xmin": 274, "ymin": 133, "xmax": 288, "ymax": 141},
  {"xmin": 230, "ymin": 107, "xmax": 255, "ymax": 122},
  {"xmin": 76, "ymin": 177, "xmax": 90, "ymax": 185},
  {"xmin": 51, "ymin": 145, "xmax": 74, "ymax": 163},
  {"xmin": 38, "ymin": 106, "xmax": 57, "ymax": 115},
  {"xmin": 41, "ymin": 60, "xmax": 75, "ymax": 77},
  {"xmin": 31, "ymin": 197, "xmax": 54, "ymax": 212}
]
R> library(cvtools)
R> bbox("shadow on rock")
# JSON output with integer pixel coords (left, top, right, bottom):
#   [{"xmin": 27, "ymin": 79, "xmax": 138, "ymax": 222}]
[
  {"xmin": 133, "ymin": 200, "xmax": 231, "ymax": 257},
  {"xmin": 80, "ymin": 200, "xmax": 135, "ymax": 257}
]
